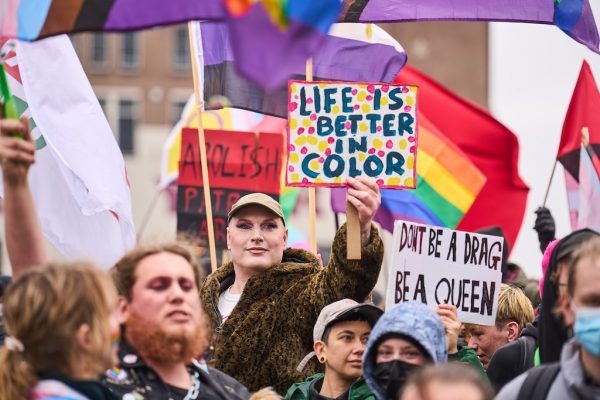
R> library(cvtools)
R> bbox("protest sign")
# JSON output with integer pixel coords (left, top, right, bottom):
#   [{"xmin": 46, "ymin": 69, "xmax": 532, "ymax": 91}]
[
  {"xmin": 386, "ymin": 220, "xmax": 503, "ymax": 325},
  {"xmin": 287, "ymin": 81, "xmax": 418, "ymax": 188},
  {"xmin": 176, "ymin": 128, "xmax": 283, "ymax": 250}
]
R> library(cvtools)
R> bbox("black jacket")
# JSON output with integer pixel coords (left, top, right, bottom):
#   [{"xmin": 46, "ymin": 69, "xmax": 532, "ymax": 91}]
[
  {"xmin": 486, "ymin": 318, "xmax": 538, "ymax": 393},
  {"xmin": 538, "ymin": 229, "xmax": 598, "ymax": 363},
  {"xmin": 102, "ymin": 340, "xmax": 250, "ymax": 400}
]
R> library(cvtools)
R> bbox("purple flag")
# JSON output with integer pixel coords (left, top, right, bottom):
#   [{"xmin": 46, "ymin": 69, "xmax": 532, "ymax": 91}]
[
  {"xmin": 202, "ymin": 22, "xmax": 407, "ymax": 117},
  {"xmin": 340, "ymin": 0, "xmax": 599, "ymax": 54}
]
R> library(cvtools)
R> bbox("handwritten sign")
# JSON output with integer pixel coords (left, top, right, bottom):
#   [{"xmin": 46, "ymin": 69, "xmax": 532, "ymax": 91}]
[
  {"xmin": 176, "ymin": 128, "xmax": 283, "ymax": 250},
  {"xmin": 386, "ymin": 220, "xmax": 503, "ymax": 325},
  {"xmin": 286, "ymin": 81, "xmax": 418, "ymax": 188}
]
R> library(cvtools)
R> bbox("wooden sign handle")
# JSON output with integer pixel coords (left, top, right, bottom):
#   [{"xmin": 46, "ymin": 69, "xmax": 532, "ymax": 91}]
[{"xmin": 346, "ymin": 201, "xmax": 361, "ymax": 260}]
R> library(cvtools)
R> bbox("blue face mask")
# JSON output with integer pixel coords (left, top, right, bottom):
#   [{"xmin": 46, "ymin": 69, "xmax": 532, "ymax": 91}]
[{"xmin": 573, "ymin": 306, "xmax": 600, "ymax": 357}]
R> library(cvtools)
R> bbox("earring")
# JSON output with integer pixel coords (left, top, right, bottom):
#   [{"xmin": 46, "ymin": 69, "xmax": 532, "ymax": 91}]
[{"xmin": 319, "ymin": 357, "xmax": 326, "ymax": 363}]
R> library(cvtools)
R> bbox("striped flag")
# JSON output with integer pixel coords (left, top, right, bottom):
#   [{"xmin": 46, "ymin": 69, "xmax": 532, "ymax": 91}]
[
  {"xmin": 0, "ymin": 36, "xmax": 135, "ymax": 269},
  {"xmin": 329, "ymin": 65, "xmax": 528, "ymax": 248},
  {"xmin": 1, "ymin": 0, "xmax": 342, "ymax": 89},
  {"xmin": 339, "ymin": 0, "xmax": 599, "ymax": 54},
  {"xmin": 331, "ymin": 115, "xmax": 486, "ymax": 232},
  {"xmin": 202, "ymin": 22, "xmax": 407, "ymax": 117},
  {"xmin": 557, "ymin": 61, "xmax": 600, "ymax": 230},
  {"xmin": 576, "ymin": 143, "xmax": 600, "ymax": 230}
]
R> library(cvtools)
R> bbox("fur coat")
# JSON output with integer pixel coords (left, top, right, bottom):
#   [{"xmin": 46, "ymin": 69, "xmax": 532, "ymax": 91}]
[{"xmin": 200, "ymin": 224, "xmax": 384, "ymax": 393}]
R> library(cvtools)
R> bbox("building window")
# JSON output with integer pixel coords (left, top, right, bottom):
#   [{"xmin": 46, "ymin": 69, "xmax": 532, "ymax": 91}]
[
  {"xmin": 120, "ymin": 32, "xmax": 138, "ymax": 70},
  {"xmin": 173, "ymin": 26, "xmax": 190, "ymax": 72},
  {"xmin": 69, "ymin": 34, "xmax": 80, "ymax": 55},
  {"xmin": 90, "ymin": 33, "xmax": 106, "ymax": 67},
  {"xmin": 118, "ymin": 100, "xmax": 136, "ymax": 154},
  {"xmin": 170, "ymin": 99, "xmax": 188, "ymax": 125}
]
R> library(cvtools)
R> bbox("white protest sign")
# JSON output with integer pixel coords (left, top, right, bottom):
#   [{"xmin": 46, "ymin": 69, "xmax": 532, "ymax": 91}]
[{"xmin": 386, "ymin": 220, "xmax": 503, "ymax": 325}]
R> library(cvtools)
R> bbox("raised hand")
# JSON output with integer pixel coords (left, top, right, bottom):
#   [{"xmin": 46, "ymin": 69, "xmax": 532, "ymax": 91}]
[{"xmin": 346, "ymin": 176, "xmax": 381, "ymax": 244}]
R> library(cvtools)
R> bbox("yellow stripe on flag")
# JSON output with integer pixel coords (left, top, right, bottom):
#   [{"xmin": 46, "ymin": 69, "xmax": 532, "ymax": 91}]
[
  {"xmin": 417, "ymin": 150, "xmax": 477, "ymax": 213},
  {"xmin": 418, "ymin": 123, "xmax": 486, "ymax": 195}
]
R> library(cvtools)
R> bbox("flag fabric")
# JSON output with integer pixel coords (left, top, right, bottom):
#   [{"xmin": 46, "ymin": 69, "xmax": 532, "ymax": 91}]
[
  {"xmin": 565, "ymin": 169, "xmax": 580, "ymax": 229},
  {"xmin": 223, "ymin": 0, "xmax": 341, "ymax": 90},
  {"xmin": 393, "ymin": 66, "xmax": 528, "ymax": 250},
  {"xmin": 395, "ymin": 67, "xmax": 529, "ymax": 252},
  {"xmin": 331, "ymin": 115, "xmax": 486, "ymax": 231},
  {"xmin": 202, "ymin": 22, "xmax": 407, "ymax": 117},
  {"xmin": 339, "ymin": 0, "xmax": 599, "ymax": 54},
  {"xmin": 2, "ymin": 0, "xmax": 342, "ymax": 89},
  {"xmin": 557, "ymin": 61, "xmax": 600, "ymax": 181},
  {"xmin": 0, "ymin": 35, "xmax": 135, "ymax": 269},
  {"xmin": 557, "ymin": 61, "xmax": 600, "ymax": 230},
  {"xmin": 576, "ymin": 144, "xmax": 600, "ymax": 230}
]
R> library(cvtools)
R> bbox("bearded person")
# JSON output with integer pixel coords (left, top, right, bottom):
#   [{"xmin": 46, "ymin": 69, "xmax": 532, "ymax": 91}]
[{"xmin": 102, "ymin": 244, "xmax": 252, "ymax": 400}]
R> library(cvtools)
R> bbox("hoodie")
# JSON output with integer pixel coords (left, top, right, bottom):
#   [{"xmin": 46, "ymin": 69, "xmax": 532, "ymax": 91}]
[
  {"xmin": 496, "ymin": 338, "xmax": 600, "ymax": 400},
  {"xmin": 538, "ymin": 228, "xmax": 599, "ymax": 363},
  {"xmin": 362, "ymin": 301, "xmax": 447, "ymax": 400}
]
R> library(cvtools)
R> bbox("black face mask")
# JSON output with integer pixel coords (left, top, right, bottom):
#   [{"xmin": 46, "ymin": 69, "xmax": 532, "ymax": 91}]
[{"xmin": 372, "ymin": 360, "xmax": 419, "ymax": 400}]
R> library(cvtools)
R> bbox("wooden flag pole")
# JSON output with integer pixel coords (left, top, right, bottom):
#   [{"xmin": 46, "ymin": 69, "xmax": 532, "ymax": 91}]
[
  {"xmin": 582, "ymin": 126, "xmax": 590, "ymax": 147},
  {"xmin": 306, "ymin": 58, "xmax": 318, "ymax": 255},
  {"xmin": 542, "ymin": 160, "xmax": 557, "ymax": 208},
  {"xmin": 188, "ymin": 22, "xmax": 217, "ymax": 272}
]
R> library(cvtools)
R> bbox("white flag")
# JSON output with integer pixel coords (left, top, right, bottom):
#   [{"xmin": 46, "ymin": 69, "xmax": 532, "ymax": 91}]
[{"xmin": 1, "ymin": 35, "xmax": 136, "ymax": 269}]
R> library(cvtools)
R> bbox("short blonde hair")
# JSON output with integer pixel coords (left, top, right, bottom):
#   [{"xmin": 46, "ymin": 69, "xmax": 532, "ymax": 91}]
[
  {"xmin": 464, "ymin": 284, "xmax": 534, "ymax": 334},
  {"xmin": 0, "ymin": 263, "xmax": 116, "ymax": 400},
  {"xmin": 495, "ymin": 284, "xmax": 535, "ymax": 331}
]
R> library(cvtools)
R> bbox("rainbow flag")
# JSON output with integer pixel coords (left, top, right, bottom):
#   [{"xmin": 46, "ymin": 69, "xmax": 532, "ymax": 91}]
[
  {"xmin": 1, "ymin": 0, "xmax": 341, "ymax": 89},
  {"xmin": 339, "ymin": 0, "xmax": 599, "ymax": 54},
  {"xmin": 331, "ymin": 116, "xmax": 486, "ymax": 231}
]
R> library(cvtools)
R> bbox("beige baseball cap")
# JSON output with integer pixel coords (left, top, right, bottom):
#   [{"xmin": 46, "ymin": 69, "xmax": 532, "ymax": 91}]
[
  {"xmin": 312, "ymin": 299, "xmax": 383, "ymax": 342},
  {"xmin": 296, "ymin": 298, "xmax": 383, "ymax": 372},
  {"xmin": 227, "ymin": 193, "xmax": 285, "ymax": 225}
]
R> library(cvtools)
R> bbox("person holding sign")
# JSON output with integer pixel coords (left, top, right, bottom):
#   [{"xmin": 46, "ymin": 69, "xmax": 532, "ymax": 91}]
[{"xmin": 200, "ymin": 176, "xmax": 384, "ymax": 393}]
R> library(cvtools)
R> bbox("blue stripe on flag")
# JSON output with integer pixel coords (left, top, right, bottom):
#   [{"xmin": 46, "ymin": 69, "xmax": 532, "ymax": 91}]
[{"xmin": 17, "ymin": 0, "xmax": 52, "ymax": 40}]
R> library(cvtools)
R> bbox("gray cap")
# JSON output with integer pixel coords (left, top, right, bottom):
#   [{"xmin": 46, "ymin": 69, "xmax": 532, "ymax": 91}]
[
  {"xmin": 227, "ymin": 193, "xmax": 285, "ymax": 225},
  {"xmin": 313, "ymin": 299, "xmax": 383, "ymax": 341},
  {"xmin": 296, "ymin": 299, "xmax": 383, "ymax": 372}
]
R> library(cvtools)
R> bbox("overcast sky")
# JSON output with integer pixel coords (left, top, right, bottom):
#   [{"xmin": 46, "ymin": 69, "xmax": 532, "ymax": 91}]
[{"xmin": 488, "ymin": 2, "xmax": 600, "ymax": 278}]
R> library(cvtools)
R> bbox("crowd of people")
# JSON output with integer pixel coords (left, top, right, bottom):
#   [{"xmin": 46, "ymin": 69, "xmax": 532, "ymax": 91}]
[{"xmin": 0, "ymin": 114, "xmax": 599, "ymax": 400}]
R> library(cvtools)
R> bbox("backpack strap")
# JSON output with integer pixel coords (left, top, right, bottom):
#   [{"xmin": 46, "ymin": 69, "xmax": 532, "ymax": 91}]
[
  {"xmin": 518, "ymin": 336, "xmax": 537, "ymax": 372},
  {"xmin": 516, "ymin": 362, "xmax": 561, "ymax": 400}
]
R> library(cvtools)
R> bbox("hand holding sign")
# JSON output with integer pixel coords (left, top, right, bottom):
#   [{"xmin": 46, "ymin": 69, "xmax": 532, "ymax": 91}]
[
  {"xmin": 347, "ymin": 176, "xmax": 380, "ymax": 245},
  {"xmin": 437, "ymin": 304, "xmax": 461, "ymax": 354}
]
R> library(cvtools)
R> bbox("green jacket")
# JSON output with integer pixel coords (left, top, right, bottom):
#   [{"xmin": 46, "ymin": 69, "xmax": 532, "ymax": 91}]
[
  {"xmin": 448, "ymin": 345, "xmax": 487, "ymax": 378},
  {"xmin": 285, "ymin": 373, "xmax": 375, "ymax": 400},
  {"xmin": 201, "ymin": 224, "xmax": 384, "ymax": 394}
]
